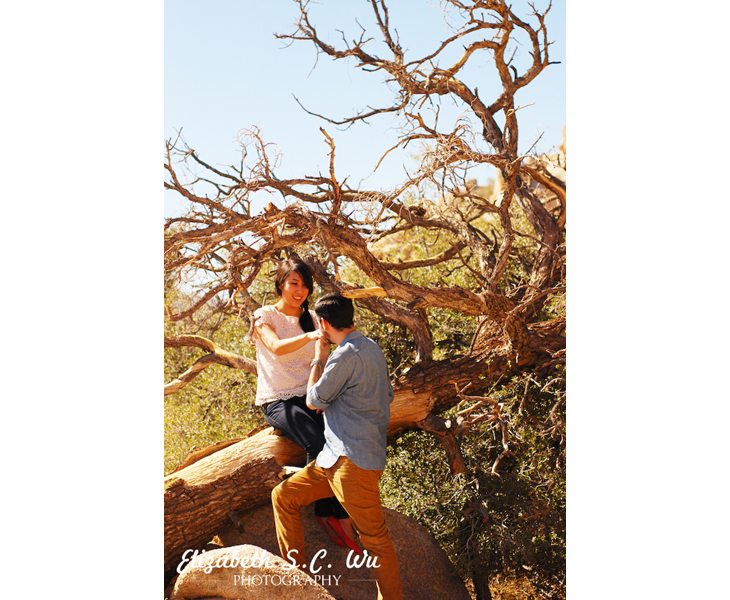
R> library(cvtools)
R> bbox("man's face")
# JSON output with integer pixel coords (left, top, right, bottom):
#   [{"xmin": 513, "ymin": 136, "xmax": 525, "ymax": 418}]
[{"xmin": 320, "ymin": 318, "xmax": 334, "ymax": 344}]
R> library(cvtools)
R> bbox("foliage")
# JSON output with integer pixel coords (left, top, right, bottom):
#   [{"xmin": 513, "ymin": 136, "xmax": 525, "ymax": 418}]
[
  {"xmin": 380, "ymin": 369, "xmax": 566, "ymax": 599},
  {"xmin": 340, "ymin": 215, "xmax": 482, "ymax": 371},
  {"xmin": 164, "ymin": 291, "xmax": 264, "ymax": 475}
]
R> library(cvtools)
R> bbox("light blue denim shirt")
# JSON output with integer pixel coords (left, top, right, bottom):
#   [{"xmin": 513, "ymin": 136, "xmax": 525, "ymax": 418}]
[{"xmin": 307, "ymin": 330, "xmax": 394, "ymax": 470}]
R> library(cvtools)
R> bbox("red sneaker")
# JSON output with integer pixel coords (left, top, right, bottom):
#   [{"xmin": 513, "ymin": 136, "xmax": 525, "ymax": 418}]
[{"xmin": 327, "ymin": 517, "xmax": 362, "ymax": 555}]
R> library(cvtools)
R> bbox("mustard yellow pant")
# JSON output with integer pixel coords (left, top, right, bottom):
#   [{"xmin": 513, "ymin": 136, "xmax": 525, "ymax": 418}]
[{"xmin": 271, "ymin": 455, "xmax": 403, "ymax": 600}]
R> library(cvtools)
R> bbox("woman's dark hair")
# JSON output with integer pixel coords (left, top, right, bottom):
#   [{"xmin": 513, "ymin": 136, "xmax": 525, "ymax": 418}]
[{"xmin": 274, "ymin": 258, "xmax": 316, "ymax": 333}]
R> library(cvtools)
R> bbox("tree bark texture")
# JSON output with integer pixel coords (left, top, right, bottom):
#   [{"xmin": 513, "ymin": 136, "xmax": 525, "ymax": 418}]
[{"xmin": 164, "ymin": 428, "xmax": 304, "ymax": 575}]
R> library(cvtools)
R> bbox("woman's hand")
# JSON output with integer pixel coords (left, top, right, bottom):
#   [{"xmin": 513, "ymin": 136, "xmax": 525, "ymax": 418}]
[
  {"xmin": 307, "ymin": 329, "xmax": 325, "ymax": 343},
  {"xmin": 245, "ymin": 314, "xmax": 260, "ymax": 347}
]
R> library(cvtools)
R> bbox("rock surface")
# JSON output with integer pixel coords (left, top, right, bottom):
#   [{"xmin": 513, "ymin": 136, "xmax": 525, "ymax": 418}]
[
  {"xmin": 210, "ymin": 503, "xmax": 471, "ymax": 600},
  {"xmin": 170, "ymin": 544, "xmax": 336, "ymax": 600}
]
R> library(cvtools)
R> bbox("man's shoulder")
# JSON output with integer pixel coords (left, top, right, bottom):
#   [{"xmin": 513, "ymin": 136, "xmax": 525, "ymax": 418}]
[
  {"xmin": 340, "ymin": 331, "xmax": 378, "ymax": 351},
  {"xmin": 329, "ymin": 332, "xmax": 366, "ymax": 360},
  {"xmin": 338, "ymin": 333, "xmax": 387, "ymax": 365}
]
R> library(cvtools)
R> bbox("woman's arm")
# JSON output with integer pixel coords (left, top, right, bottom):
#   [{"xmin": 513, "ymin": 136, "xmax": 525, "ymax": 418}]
[{"xmin": 254, "ymin": 322, "xmax": 323, "ymax": 356}]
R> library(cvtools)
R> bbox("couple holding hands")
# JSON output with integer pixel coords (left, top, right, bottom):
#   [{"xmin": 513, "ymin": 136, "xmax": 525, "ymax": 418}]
[{"xmin": 250, "ymin": 257, "xmax": 402, "ymax": 600}]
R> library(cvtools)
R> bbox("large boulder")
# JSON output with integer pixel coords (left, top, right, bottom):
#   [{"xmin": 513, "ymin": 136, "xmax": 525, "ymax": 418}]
[
  {"xmin": 210, "ymin": 502, "xmax": 471, "ymax": 600},
  {"xmin": 170, "ymin": 544, "xmax": 336, "ymax": 600}
]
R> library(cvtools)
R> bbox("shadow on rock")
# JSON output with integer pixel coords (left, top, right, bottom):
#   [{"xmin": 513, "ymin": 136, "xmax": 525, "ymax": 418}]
[{"xmin": 198, "ymin": 503, "xmax": 472, "ymax": 600}]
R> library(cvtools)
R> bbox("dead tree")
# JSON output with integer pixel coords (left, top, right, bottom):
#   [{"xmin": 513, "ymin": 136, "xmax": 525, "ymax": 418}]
[{"xmin": 164, "ymin": 0, "xmax": 565, "ymax": 577}]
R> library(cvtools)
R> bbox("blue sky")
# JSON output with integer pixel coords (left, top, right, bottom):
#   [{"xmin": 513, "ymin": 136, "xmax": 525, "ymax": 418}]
[{"xmin": 164, "ymin": 0, "xmax": 566, "ymax": 217}]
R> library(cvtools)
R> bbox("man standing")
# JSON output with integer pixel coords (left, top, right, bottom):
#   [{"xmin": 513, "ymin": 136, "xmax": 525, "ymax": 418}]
[{"xmin": 271, "ymin": 292, "xmax": 403, "ymax": 600}]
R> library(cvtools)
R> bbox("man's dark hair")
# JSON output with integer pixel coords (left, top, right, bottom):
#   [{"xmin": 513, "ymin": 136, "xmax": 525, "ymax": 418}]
[{"xmin": 314, "ymin": 293, "xmax": 354, "ymax": 330}]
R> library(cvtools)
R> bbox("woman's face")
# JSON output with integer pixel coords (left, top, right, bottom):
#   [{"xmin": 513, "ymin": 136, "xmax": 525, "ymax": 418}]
[{"xmin": 279, "ymin": 271, "xmax": 310, "ymax": 309}]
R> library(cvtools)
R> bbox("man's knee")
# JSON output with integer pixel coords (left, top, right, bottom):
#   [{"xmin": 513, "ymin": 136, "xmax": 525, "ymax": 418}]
[
  {"xmin": 271, "ymin": 481, "xmax": 286, "ymax": 510},
  {"xmin": 272, "ymin": 480, "xmax": 299, "ymax": 512}
]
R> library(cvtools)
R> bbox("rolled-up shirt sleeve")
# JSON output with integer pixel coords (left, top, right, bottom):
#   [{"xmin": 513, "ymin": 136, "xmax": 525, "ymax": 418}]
[{"xmin": 307, "ymin": 352, "xmax": 356, "ymax": 410}]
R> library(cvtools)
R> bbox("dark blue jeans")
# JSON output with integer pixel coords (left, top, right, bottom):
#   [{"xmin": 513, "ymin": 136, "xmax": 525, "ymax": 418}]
[{"xmin": 262, "ymin": 395, "xmax": 348, "ymax": 519}]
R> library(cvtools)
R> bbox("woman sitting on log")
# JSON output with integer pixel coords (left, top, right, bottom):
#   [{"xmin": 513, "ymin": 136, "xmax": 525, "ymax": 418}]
[{"xmin": 249, "ymin": 257, "xmax": 360, "ymax": 553}]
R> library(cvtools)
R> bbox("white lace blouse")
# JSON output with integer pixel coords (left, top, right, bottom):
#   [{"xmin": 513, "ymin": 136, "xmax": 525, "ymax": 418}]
[{"xmin": 253, "ymin": 305, "xmax": 319, "ymax": 406}]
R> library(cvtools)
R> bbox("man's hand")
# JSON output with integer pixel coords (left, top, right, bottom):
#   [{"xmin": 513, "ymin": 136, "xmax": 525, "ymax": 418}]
[
  {"xmin": 306, "ymin": 399, "xmax": 323, "ymax": 414},
  {"xmin": 314, "ymin": 336, "xmax": 330, "ymax": 362},
  {"xmin": 307, "ymin": 338, "xmax": 330, "ymax": 402}
]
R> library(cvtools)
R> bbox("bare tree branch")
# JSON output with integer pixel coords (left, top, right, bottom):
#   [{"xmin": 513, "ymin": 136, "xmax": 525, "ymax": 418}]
[
  {"xmin": 164, "ymin": 0, "xmax": 565, "ymax": 402},
  {"xmin": 164, "ymin": 335, "xmax": 257, "ymax": 395}
]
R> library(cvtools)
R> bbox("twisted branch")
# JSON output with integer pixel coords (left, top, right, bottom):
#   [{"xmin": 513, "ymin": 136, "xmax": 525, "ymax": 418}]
[{"xmin": 164, "ymin": 335, "xmax": 257, "ymax": 395}]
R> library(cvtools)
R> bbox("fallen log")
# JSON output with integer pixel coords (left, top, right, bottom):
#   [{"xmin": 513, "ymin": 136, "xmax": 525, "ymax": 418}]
[
  {"xmin": 164, "ymin": 428, "xmax": 303, "ymax": 575},
  {"xmin": 163, "ymin": 388, "xmax": 434, "ymax": 575}
]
